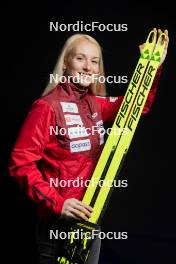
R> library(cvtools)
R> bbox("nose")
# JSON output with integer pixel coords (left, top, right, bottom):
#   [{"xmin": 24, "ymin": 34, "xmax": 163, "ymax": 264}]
[{"xmin": 83, "ymin": 60, "xmax": 91, "ymax": 72}]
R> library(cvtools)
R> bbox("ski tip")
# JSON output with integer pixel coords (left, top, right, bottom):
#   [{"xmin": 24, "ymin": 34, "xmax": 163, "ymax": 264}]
[
  {"xmin": 157, "ymin": 32, "xmax": 167, "ymax": 47},
  {"xmin": 140, "ymin": 30, "xmax": 157, "ymax": 59},
  {"xmin": 146, "ymin": 30, "xmax": 157, "ymax": 45}
]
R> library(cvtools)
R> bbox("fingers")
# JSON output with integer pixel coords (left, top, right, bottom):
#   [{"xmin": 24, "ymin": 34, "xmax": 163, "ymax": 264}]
[
  {"xmin": 164, "ymin": 29, "xmax": 169, "ymax": 49},
  {"xmin": 139, "ymin": 43, "xmax": 145, "ymax": 53},
  {"xmin": 61, "ymin": 198, "xmax": 93, "ymax": 221},
  {"xmin": 164, "ymin": 29, "xmax": 168, "ymax": 36},
  {"xmin": 72, "ymin": 199, "xmax": 93, "ymax": 213},
  {"xmin": 158, "ymin": 29, "xmax": 165, "ymax": 45},
  {"xmin": 153, "ymin": 27, "xmax": 168, "ymax": 36},
  {"xmin": 154, "ymin": 28, "xmax": 169, "ymax": 39},
  {"xmin": 70, "ymin": 207, "xmax": 90, "ymax": 221},
  {"xmin": 65, "ymin": 211, "xmax": 82, "ymax": 221},
  {"xmin": 152, "ymin": 28, "xmax": 169, "ymax": 48},
  {"xmin": 72, "ymin": 202, "xmax": 92, "ymax": 218},
  {"xmin": 158, "ymin": 28, "xmax": 162, "ymax": 35},
  {"xmin": 81, "ymin": 201, "xmax": 93, "ymax": 212},
  {"xmin": 160, "ymin": 28, "xmax": 169, "ymax": 48},
  {"xmin": 139, "ymin": 28, "xmax": 169, "ymax": 53}
]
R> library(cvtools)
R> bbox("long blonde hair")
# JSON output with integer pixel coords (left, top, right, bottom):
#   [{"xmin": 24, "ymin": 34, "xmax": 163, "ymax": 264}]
[{"xmin": 42, "ymin": 34, "xmax": 106, "ymax": 96}]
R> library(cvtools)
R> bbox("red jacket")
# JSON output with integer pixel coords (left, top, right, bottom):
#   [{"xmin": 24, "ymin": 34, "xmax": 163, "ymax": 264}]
[{"xmin": 9, "ymin": 71, "xmax": 161, "ymax": 216}]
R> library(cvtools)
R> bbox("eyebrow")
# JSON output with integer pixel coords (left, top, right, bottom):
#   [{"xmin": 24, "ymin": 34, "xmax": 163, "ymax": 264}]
[{"xmin": 75, "ymin": 53, "xmax": 99, "ymax": 59}]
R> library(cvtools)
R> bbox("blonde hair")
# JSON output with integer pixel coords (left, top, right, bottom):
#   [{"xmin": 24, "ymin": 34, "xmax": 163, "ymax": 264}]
[{"xmin": 42, "ymin": 34, "xmax": 106, "ymax": 96}]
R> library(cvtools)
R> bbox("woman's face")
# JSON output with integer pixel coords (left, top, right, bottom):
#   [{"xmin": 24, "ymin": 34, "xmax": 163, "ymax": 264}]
[{"xmin": 64, "ymin": 39, "xmax": 100, "ymax": 88}]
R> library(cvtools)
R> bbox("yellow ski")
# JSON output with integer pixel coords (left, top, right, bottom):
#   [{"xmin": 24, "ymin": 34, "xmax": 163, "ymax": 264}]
[{"xmin": 57, "ymin": 30, "xmax": 167, "ymax": 264}]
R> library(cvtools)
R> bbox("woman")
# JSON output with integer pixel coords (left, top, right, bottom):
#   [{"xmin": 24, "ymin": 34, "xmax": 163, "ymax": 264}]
[{"xmin": 9, "ymin": 29, "xmax": 169, "ymax": 264}]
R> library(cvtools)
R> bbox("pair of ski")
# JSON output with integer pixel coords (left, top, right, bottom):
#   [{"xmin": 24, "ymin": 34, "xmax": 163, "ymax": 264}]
[{"xmin": 57, "ymin": 30, "xmax": 167, "ymax": 264}]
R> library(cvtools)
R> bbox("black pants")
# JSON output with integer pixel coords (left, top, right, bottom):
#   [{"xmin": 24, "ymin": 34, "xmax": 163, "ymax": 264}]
[{"xmin": 35, "ymin": 215, "xmax": 101, "ymax": 264}]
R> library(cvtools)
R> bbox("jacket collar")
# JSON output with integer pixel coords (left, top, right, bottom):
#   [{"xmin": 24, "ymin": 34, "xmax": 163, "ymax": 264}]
[{"xmin": 58, "ymin": 80, "xmax": 89, "ymax": 100}]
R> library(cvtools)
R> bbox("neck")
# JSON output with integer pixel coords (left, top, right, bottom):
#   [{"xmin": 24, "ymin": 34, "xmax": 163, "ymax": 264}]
[
  {"xmin": 76, "ymin": 84, "xmax": 87, "ymax": 92},
  {"xmin": 71, "ymin": 81, "xmax": 88, "ymax": 93}
]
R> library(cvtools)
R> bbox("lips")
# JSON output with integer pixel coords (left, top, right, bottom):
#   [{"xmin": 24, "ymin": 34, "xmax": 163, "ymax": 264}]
[{"xmin": 79, "ymin": 72, "xmax": 92, "ymax": 77}]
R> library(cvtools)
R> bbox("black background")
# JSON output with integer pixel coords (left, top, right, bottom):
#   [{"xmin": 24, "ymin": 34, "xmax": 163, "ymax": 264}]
[{"xmin": 1, "ymin": 1, "xmax": 176, "ymax": 263}]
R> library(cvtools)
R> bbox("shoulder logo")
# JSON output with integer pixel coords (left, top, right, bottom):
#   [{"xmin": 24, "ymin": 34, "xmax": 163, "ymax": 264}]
[{"xmin": 110, "ymin": 97, "xmax": 118, "ymax": 102}]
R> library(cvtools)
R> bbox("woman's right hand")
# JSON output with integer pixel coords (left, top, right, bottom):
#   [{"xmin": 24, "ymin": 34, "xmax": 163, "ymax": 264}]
[
  {"xmin": 61, "ymin": 198, "xmax": 93, "ymax": 221},
  {"xmin": 139, "ymin": 28, "xmax": 169, "ymax": 67}
]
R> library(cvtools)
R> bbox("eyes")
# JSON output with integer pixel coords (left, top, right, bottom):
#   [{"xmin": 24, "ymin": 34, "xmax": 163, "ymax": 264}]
[{"xmin": 76, "ymin": 56, "xmax": 99, "ymax": 65}]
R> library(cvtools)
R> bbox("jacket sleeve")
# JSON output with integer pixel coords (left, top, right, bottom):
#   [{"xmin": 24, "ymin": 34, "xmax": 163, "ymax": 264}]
[
  {"xmin": 96, "ymin": 67, "xmax": 162, "ymax": 123},
  {"xmin": 9, "ymin": 99, "xmax": 65, "ymax": 215}
]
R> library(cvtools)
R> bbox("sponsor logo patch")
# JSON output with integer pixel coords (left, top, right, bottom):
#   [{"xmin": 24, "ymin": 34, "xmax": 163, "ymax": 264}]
[
  {"xmin": 91, "ymin": 112, "xmax": 98, "ymax": 119},
  {"xmin": 110, "ymin": 97, "xmax": 118, "ymax": 102},
  {"xmin": 68, "ymin": 127, "xmax": 88, "ymax": 139},
  {"xmin": 70, "ymin": 139, "xmax": 91, "ymax": 153},
  {"xmin": 60, "ymin": 102, "xmax": 78, "ymax": 113},
  {"xmin": 64, "ymin": 115, "xmax": 83, "ymax": 126},
  {"xmin": 96, "ymin": 120, "xmax": 104, "ymax": 145}
]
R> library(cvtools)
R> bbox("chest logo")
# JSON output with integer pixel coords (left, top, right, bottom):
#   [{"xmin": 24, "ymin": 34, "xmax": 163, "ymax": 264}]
[
  {"xmin": 60, "ymin": 102, "xmax": 78, "ymax": 113},
  {"xmin": 70, "ymin": 139, "xmax": 91, "ymax": 152},
  {"xmin": 68, "ymin": 127, "xmax": 88, "ymax": 139},
  {"xmin": 64, "ymin": 114, "xmax": 83, "ymax": 126}
]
